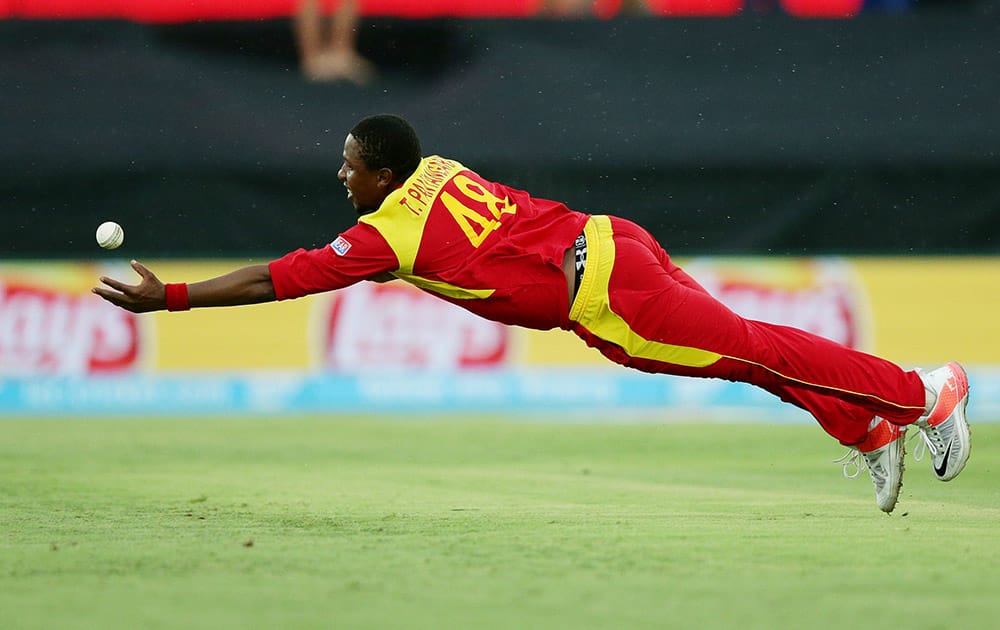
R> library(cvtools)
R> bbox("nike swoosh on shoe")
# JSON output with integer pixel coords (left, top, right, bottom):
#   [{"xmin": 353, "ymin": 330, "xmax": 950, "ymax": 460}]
[{"xmin": 934, "ymin": 442, "xmax": 952, "ymax": 478}]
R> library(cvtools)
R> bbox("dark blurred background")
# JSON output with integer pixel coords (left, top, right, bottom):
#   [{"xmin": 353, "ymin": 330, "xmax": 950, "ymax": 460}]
[{"xmin": 2, "ymin": 0, "xmax": 998, "ymax": 258}]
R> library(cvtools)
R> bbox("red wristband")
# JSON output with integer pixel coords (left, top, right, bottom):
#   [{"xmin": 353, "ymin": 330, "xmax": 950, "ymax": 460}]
[{"xmin": 164, "ymin": 283, "xmax": 191, "ymax": 311}]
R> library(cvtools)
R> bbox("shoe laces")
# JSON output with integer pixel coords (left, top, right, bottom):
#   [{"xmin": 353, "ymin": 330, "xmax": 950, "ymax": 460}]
[
  {"xmin": 908, "ymin": 422, "xmax": 945, "ymax": 462},
  {"xmin": 834, "ymin": 448, "xmax": 863, "ymax": 479}
]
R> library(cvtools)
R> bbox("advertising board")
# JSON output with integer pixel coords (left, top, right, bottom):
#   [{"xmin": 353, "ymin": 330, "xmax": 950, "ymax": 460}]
[{"xmin": 1, "ymin": 257, "xmax": 997, "ymax": 417}]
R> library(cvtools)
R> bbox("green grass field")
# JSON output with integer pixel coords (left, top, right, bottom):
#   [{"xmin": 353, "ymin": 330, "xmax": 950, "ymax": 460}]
[{"xmin": 2, "ymin": 416, "xmax": 998, "ymax": 629}]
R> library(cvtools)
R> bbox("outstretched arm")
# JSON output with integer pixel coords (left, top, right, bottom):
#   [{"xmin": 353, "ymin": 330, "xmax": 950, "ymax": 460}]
[{"xmin": 93, "ymin": 260, "xmax": 275, "ymax": 313}]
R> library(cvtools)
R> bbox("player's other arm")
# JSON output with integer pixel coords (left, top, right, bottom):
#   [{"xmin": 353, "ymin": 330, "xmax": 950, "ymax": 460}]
[
  {"xmin": 93, "ymin": 260, "xmax": 275, "ymax": 313},
  {"xmin": 93, "ymin": 227, "xmax": 398, "ymax": 313}
]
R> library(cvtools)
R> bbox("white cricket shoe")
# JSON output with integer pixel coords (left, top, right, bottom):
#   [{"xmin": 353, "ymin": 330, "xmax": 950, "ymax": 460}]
[
  {"xmin": 836, "ymin": 417, "xmax": 906, "ymax": 513},
  {"xmin": 912, "ymin": 362, "xmax": 971, "ymax": 482}
]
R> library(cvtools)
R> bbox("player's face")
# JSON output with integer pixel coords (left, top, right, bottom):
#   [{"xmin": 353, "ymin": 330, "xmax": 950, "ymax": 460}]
[{"xmin": 338, "ymin": 134, "xmax": 390, "ymax": 215}]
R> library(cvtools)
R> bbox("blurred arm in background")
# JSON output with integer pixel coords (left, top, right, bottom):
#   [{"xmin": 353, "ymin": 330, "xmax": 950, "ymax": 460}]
[
  {"xmin": 542, "ymin": 0, "xmax": 595, "ymax": 15},
  {"xmin": 542, "ymin": 0, "xmax": 649, "ymax": 16},
  {"xmin": 296, "ymin": 0, "xmax": 374, "ymax": 84}
]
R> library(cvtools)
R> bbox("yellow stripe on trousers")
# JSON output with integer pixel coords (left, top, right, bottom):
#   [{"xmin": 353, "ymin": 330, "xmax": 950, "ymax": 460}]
[
  {"xmin": 568, "ymin": 215, "xmax": 723, "ymax": 368},
  {"xmin": 567, "ymin": 216, "xmax": 925, "ymax": 413}
]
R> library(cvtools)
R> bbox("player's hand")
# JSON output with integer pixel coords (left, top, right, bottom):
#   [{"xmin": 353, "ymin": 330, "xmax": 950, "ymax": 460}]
[{"xmin": 92, "ymin": 260, "xmax": 166, "ymax": 313}]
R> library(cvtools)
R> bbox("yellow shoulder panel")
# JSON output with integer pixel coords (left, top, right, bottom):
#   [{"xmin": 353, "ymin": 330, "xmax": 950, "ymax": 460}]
[{"xmin": 358, "ymin": 156, "xmax": 464, "ymax": 274}]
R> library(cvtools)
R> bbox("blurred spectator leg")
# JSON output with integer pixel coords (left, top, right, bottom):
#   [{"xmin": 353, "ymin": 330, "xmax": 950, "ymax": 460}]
[
  {"xmin": 296, "ymin": 0, "xmax": 375, "ymax": 84},
  {"xmin": 543, "ymin": 0, "xmax": 595, "ymax": 16}
]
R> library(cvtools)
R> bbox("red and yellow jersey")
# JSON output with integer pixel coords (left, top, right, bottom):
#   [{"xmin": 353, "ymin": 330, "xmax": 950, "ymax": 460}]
[{"xmin": 269, "ymin": 156, "xmax": 589, "ymax": 330}]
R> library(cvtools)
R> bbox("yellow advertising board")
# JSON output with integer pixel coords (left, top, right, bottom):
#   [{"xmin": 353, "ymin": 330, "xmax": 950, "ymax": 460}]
[
  {"xmin": 2, "ymin": 257, "xmax": 998, "ymax": 374},
  {"xmin": 851, "ymin": 257, "xmax": 1000, "ymax": 365},
  {"xmin": 149, "ymin": 261, "xmax": 316, "ymax": 369},
  {"xmin": 521, "ymin": 257, "xmax": 1000, "ymax": 367}
]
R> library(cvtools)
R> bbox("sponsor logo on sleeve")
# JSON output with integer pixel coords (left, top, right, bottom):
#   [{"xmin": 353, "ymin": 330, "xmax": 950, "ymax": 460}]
[{"xmin": 330, "ymin": 236, "xmax": 352, "ymax": 256}]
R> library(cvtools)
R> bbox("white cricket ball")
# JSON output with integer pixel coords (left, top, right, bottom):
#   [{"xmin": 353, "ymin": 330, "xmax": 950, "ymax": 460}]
[{"xmin": 96, "ymin": 221, "xmax": 124, "ymax": 250}]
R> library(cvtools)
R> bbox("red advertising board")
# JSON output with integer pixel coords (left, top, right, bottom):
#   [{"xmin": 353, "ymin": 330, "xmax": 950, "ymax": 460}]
[
  {"xmin": 320, "ymin": 281, "xmax": 508, "ymax": 370},
  {"xmin": 0, "ymin": 278, "xmax": 141, "ymax": 374},
  {"xmin": 681, "ymin": 258, "xmax": 867, "ymax": 350}
]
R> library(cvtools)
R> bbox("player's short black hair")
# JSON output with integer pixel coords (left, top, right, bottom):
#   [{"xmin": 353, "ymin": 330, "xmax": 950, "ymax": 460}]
[{"xmin": 350, "ymin": 114, "xmax": 422, "ymax": 180}]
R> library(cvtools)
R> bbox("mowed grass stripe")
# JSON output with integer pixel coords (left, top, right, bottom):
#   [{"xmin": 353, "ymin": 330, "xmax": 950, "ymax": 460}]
[{"xmin": 2, "ymin": 417, "xmax": 998, "ymax": 630}]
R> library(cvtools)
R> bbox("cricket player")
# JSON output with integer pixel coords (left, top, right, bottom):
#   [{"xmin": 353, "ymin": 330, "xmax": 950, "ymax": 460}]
[{"xmin": 94, "ymin": 114, "xmax": 971, "ymax": 513}]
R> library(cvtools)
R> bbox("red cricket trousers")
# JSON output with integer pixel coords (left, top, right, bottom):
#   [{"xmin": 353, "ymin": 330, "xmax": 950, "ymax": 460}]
[{"xmin": 567, "ymin": 215, "xmax": 926, "ymax": 445}]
